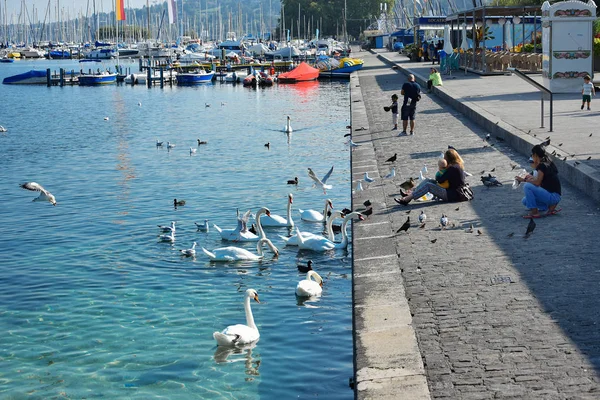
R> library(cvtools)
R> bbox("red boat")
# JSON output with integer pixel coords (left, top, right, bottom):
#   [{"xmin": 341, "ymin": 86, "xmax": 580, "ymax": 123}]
[{"xmin": 277, "ymin": 62, "xmax": 320, "ymax": 83}]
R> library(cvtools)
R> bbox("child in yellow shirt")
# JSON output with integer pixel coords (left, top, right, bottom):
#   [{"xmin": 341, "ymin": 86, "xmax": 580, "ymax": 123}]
[{"xmin": 436, "ymin": 158, "xmax": 450, "ymax": 189}]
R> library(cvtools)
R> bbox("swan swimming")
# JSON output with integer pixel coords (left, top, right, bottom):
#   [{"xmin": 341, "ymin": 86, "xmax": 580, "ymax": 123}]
[
  {"xmin": 180, "ymin": 242, "xmax": 197, "ymax": 256},
  {"xmin": 284, "ymin": 116, "xmax": 293, "ymax": 133},
  {"xmin": 279, "ymin": 211, "xmax": 344, "ymax": 246},
  {"xmin": 299, "ymin": 199, "xmax": 333, "ymax": 223},
  {"xmin": 261, "ymin": 194, "xmax": 294, "ymax": 227},
  {"xmin": 158, "ymin": 221, "xmax": 176, "ymax": 233},
  {"xmin": 20, "ymin": 182, "xmax": 57, "ymax": 206},
  {"xmin": 296, "ymin": 270, "xmax": 324, "ymax": 297},
  {"xmin": 307, "ymin": 166, "xmax": 334, "ymax": 194},
  {"xmin": 213, "ymin": 289, "xmax": 260, "ymax": 346},
  {"xmin": 201, "ymin": 237, "xmax": 279, "ymax": 261},
  {"xmin": 295, "ymin": 212, "xmax": 363, "ymax": 252},
  {"xmin": 214, "ymin": 208, "xmax": 270, "ymax": 241}
]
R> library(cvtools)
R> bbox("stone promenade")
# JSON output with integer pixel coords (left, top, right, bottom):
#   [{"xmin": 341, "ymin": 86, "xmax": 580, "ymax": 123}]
[{"xmin": 351, "ymin": 49, "xmax": 600, "ymax": 399}]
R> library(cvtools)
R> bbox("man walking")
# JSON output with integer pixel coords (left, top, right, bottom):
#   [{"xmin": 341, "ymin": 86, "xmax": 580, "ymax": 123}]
[{"xmin": 399, "ymin": 74, "xmax": 421, "ymax": 136}]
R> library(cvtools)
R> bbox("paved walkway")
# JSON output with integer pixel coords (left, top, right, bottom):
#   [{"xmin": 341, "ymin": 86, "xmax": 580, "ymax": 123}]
[{"xmin": 351, "ymin": 49, "xmax": 600, "ymax": 399}]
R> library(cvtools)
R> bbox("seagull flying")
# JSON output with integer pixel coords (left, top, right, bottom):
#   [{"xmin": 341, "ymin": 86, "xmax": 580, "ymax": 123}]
[
  {"xmin": 308, "ymin": 166, "xmax": 334, "ymax": 194},
  {"xmin": 20, "ymin": 182, "xmax": 57, "ymax": 206}
]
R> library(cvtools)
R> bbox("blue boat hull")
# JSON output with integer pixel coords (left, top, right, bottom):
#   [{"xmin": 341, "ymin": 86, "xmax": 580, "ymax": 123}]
[
  {"xmin": 318, "ymin": 64, "xmax": 363, "ymax": 80},
  {"xmin": 176, "ymin": 71, "xmax": 215, "ymax": 84},
  {"xmin": 78, "ymin": 74, "xmax": 117, "ymax": 86},
  {"xmin": 3, "ymin": 69, "xmax": 47, "ymax": 84}
]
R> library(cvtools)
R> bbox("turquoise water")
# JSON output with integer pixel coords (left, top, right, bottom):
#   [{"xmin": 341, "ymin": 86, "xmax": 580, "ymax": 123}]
[{"xmin": 0, "ymin": 60, "xmax": 353, "ymax": 399}]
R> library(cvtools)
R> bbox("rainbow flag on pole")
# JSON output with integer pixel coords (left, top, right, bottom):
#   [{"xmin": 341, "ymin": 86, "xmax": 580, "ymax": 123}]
[{"xmin": 116, "ymin": 0, "xmax": 126, "ymax": 21}]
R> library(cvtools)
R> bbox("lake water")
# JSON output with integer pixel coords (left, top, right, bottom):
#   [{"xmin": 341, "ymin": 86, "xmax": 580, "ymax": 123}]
[{"xmin": 0, "ymin": 60, "xmax": 353, "ymax": 399}]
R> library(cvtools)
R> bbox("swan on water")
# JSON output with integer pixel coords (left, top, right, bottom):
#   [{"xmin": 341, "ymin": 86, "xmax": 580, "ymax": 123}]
[
  {"xmin": 295, "ymin": 212, "xmax": 363, "ymax": 252},
  {"xmin": 307, "ymin": 166, "xmax": 334, "ymax": 194},
  {"xmin": 214, "ymin": 208, "xmax": 270, "ymax": 241},
  {"xmin": 213, "ymin": 289, "xmax": 260, "ymax": 346},
  {"xmin": 180, "ymin": 242, "xmax": 197, "ymax": 256},
  {"xmin": 158, "ymin": 221, "xmax": 176, "ymax": 233},
  {"xmin": 261, "ymin": 194, "xmax": 294, "ymax": 227},
  {"xmin": 20, "ymin": 182, "xmax": 57, "ymax": 206},
  {"xmin": 284, "ymin": 116, "xmax": 293, "ymax": 133},
  {"xmin": 195, "ymin": 219, "xmax": 209, "ymax": 232},
  {"xmin": 279, "ymin": 211, "xmax": 344, "ymax": 246},
  {"xmin": 296, "ymin": 270, "xmax": 324, "ymax": 297},
  {"xmin": 201, "ymin": 237, "xmax": 279, "ymax": 261},
  {"xmin": 299, "ymin": 199, "xmax": 333, "ymax": 223}
]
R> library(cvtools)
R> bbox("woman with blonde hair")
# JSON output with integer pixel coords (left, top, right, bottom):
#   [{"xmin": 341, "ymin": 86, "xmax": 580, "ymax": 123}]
[{"xmin": 395, "ymin": 149, "xmax": 469, "ymax": 205}]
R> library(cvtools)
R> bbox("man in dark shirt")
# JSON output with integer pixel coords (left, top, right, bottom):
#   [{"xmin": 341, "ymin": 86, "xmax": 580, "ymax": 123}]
[{"xmin": 399, "ymin": 74, "xmax": 421, "ymax": 136}]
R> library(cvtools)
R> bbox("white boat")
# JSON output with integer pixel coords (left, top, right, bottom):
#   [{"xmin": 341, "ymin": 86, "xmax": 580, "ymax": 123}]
[
  {"xmin": 124, "ymin": 71, "xmax": 177, "ymax": 85},
  {"xmin": 84, "ymin": 48, "xmax": 117, "ymax": 59},
  {"xmin": 177, "ymin": 52, "xmax": 216, "ymax": 64},
  {"xmin": 224, "ymin": 70, "xmax": 248, "ymax": 83},
  {"xmin": 137, "ymin": 41, "xmax": 175, "ymax": 58},
  {"xmin": 19, "ymin": 47, "xmax": 45, "ymax": 58}
]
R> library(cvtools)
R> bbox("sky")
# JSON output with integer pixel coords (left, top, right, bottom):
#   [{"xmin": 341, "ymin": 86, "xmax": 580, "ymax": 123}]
[{"xmin": 3, "ymin": 0, "xmax": 155, "ymax": 22}]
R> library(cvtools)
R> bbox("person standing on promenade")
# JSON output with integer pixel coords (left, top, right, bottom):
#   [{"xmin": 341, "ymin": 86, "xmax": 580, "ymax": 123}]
[
  {"xmin": 399, "ymin": 74, "xmax": 421, "ymax": 136},
  {"xmin": 389, "ymin": 94, "xmax": 399, "ymax": 131},
  {"xmin": 581, "ymin": 75, "xmax": 595, "ymax": 111},
  {"xmin": 515, "ymin": 145, "xmax": 562, "ymax": 218}
]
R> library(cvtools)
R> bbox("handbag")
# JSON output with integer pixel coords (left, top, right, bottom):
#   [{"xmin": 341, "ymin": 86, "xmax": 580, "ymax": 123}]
[
  {"xmin": 383, "ymin": 106, "xmax": 390, "ymax": 112},
  {"xmin": 456, "ymin": 183, "xmax": 474, "ymax": 202}
]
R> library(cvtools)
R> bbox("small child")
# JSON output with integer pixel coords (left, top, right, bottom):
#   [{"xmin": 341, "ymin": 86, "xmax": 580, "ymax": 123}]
[
  {"xmin": 581, "ymin": 75, "xmax": 595, "ymax": 111},
  {"xmin": 436, "ymin": 158, "xmax": 450, "ymax": 189},
  {"xmin": 390, "ymin": 94, "xmax": 399, "ymax": 130}
]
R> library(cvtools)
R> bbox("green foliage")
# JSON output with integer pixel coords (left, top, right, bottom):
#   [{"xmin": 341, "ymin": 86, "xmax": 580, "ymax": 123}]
[
  {"xmin": 466, "ymin": 25, "xmax": 495, "ymax": 49},
  {"xmin": 594, "ymin": 38, "xmax": 600, "ymax": 56},
  {"xmin": 281, "ymin": 0, "xmax": 394, "ymax": 39}
]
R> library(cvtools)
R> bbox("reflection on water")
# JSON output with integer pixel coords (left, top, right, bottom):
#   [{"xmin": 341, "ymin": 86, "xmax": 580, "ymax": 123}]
[{"xmin": 213, "ymin": 342, "xmax": 261, "ymax": 380}]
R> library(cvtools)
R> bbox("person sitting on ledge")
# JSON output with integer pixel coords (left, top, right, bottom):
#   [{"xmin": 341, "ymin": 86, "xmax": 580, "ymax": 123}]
[{"xmin": 395, "ymin": 149, "xmax": 466, "ymax": 205}]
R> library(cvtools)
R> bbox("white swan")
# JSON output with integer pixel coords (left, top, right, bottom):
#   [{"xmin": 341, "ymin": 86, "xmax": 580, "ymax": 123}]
[
  {"xmin": 20, "ymin": 182, "xmax": 57, "ymax": 206},
  {"xmin": 201, "ymin": 237, "xmax": 279, "ymax": 262},
  {"xmin": 158, "ymin": 221, "xmax": 175, "ymax": 233},
  {"xmin": 299, "ymin": 199, "xmax": 333, "ymax": 223},
  {"xmin": 284, "ymin": 116, "xmax": 293, "ymax": 133},
  {"xmin": 214, "ymin": 208, "xmax": 269, "ymax": 241},
  {"xmin": 296, "ymin": 270, "xmax": 323, "ymax": 297},
  {"xmin": 296, "ymin": 212, "xmax": 363, "ymax": 251},
  {"xmin": 261, "ymin": 194, "xmax": 294, "ymax": 227},
  {"xmin": 279, "ymin": 210, "xmax": 343, "ymax": 246},
  {"xmin": 213, "ymin": 289, "xmax": 260, "ymax": 346},
  {"xmin": 180, "ymin": 242, "xmax": 197, "ymax": 256}
]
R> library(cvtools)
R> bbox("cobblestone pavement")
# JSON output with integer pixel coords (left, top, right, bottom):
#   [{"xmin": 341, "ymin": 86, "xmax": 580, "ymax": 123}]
[{"xmin": 352, "ymin": 49, "xmax": 600, "ymax": 399}]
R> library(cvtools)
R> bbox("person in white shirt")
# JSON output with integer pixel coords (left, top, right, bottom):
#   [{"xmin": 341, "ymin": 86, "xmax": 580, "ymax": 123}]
[{"xmin": 581, "ymin": 75, "xmax": 595, "ymax": 111}]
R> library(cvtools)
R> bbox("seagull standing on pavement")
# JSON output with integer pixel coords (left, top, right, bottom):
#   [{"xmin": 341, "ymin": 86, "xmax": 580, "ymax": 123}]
[
  {"xmin": 418, "ymin": 211, "xmax": 426, "ymax": 224},
  {"xmin": 384, "ymin": 168, "xmax": 396, "ymax": 179},
  {"xmin": 364, "ymin": 172, "xmax": 376, "ymax": 183}
]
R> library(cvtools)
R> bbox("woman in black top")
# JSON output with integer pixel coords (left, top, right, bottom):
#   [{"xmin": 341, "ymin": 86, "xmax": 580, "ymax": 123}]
[
  {"xmin": 515, "ymin": 145, "xmax": 561, "ymax": 218},
  {"xmin": 395, "ymin": 149, "xmax": 467, "ymax": 205}
]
